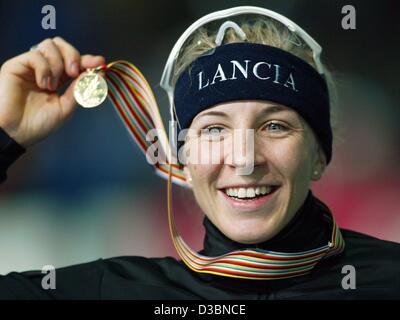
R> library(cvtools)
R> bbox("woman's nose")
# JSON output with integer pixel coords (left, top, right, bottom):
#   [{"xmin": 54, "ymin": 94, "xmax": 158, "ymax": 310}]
[
  {"xmin": 223, "ymin": 128, "xmax": 257, "ymax": 175},
  {"xmin": 223, "ymin": 129, "xmax": 269, "ymax": 174}
]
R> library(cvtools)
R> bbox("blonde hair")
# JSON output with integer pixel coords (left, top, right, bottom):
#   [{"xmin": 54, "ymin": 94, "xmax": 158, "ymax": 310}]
[{"xmin": 173, "ymin": 16, "xmax": 341, "ymax": 150}]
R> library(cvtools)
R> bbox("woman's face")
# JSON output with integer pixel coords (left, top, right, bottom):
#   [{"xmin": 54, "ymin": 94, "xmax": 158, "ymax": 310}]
[{"xmin": 183, "ymin": 100, "xmax": 325, "ymax": 244}]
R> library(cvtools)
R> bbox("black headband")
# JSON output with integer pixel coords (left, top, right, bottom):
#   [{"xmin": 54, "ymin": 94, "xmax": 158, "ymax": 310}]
[{"xmin": 174, "ymin": 42, "xmax": 332, "ymax": 164}]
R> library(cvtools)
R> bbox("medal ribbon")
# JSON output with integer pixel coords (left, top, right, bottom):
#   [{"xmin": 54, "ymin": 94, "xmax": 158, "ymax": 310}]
[
  {"xmin": 99, "ymin": 61, "xmax": 345, "ymax": 280},
  {"xmin": 100, "ymin": 61, "xmax": 186, "ymax": 185}
]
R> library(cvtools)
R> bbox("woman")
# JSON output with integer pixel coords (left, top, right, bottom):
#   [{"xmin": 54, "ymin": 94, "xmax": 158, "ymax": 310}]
[{"xmin": 0, "ymin": 7, "xmax": 399, "ymax": 299}]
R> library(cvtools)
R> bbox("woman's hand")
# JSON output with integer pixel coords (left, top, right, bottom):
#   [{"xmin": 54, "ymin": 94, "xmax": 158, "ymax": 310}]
[{"xmin": 0, "ymin": 37, "xmax": 105, "ymax": 148}]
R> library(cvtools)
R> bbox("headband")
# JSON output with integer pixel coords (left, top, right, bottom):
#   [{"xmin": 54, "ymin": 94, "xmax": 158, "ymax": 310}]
[{"xmin": 174, "ymin": 42, "xmax": 332, "ymax": 164}]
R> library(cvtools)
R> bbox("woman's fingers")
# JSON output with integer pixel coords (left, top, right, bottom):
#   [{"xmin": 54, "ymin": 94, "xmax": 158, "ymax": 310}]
[
  {"xmin": 52, "ymin": 37, "xmax": 81, "ymax": 78},
  {"xmin": 1, "ymin": 37, "xmax": 105, "ymax": 92},
  {"xmin": 35, "ymin": 37, "xmax": 83, "ymax": 90},
  {"xmin": 28, "ymin": 51, "xmax": 53, "ymax": 90},
  {"xmin": 80, "ymin": 55, "xmax": 106, "ymax": 70},
  {"xmin": 56, "ymin": 54, "xmax": 105, "ymax": 92},
  {"xmin": 35, "ymin": 38, "xmax": 65, "ymax": 90},
  {"xmin": 59, "ymin": 78, "xmax": 78, "ymax": 121},
  {"xmin": 34, "ymin": 38, "xmax": 106, "ymax": 90},
  {"xmin": 1, "ymin": 50, "xmax": 53, "ymax": 91}
]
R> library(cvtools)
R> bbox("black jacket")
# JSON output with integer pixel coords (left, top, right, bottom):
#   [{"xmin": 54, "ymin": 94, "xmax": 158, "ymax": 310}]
[{"xmin": 0, "ymin": 127, "xmax": 399, "ymax": 299}]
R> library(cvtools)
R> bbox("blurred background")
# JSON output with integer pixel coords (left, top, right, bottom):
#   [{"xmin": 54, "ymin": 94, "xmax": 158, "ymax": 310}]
[{"xmin": 0, "ymin": 0, "xmax": 399, "ymax": 274}]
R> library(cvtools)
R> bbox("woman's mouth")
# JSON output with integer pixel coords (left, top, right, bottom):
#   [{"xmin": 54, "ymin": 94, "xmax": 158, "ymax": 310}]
[{"xmin": 219, "ymin": 185, "xmax": 280, "ymax": 211}]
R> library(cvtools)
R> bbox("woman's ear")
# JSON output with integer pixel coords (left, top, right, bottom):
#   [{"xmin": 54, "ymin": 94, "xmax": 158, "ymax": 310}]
[
  {"xmin": 183, "ymin": 166, "xmax": 193, "ymax": 188},
  {"xmin": 311, "ymin": 144, "xmax": 327, "ymax": 181}
]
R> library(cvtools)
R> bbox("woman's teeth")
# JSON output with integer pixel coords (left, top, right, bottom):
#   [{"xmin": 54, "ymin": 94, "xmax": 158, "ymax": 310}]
[{"xmin": 224, "ymin": 186, "xmax": 275, "ymax": 199}]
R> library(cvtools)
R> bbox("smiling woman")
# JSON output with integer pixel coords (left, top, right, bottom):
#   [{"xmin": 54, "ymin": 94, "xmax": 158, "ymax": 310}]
[
  {"xmin": 183, "ymin": 101, "xmax": 321, "ymax": 245},
  {"xmin": 0, "ymin": 6, "xmax": 399, "ymax": 300}
]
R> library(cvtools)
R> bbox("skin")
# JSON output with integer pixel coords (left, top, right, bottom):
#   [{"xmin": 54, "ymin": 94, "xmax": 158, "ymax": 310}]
[{"xmin": 183, "ymin": 100, "xmax": 326, "ymax": 244}]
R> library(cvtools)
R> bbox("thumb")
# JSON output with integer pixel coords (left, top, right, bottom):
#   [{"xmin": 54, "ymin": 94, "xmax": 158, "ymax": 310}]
[{"xmin": 59, "ymin": 78, "xmax": 78, "ymax": 121}]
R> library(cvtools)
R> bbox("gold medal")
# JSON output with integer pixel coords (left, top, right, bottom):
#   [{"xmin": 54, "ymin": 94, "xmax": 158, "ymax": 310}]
[{"xmin": 74, "ymin": 69, "xmax": 108, "ymax": 108}]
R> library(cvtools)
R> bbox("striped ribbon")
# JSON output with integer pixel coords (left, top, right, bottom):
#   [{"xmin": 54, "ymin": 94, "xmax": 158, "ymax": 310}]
[
  {"xmin": 100, "ymin": 61, "xmax": 345, "ymax": 280},
  {"xmin": 102, "ymin": 60, "xmax": 186, "ymax": 185}
]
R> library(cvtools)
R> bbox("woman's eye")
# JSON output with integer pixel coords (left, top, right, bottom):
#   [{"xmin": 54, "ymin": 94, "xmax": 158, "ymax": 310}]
[
  {"xmin": 202, "ymin": 126, "xmax": 226, "ymax": 135},
  {"xmin": 264, "ymin": 122, "xmax": 288, "ymax": 133}
]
